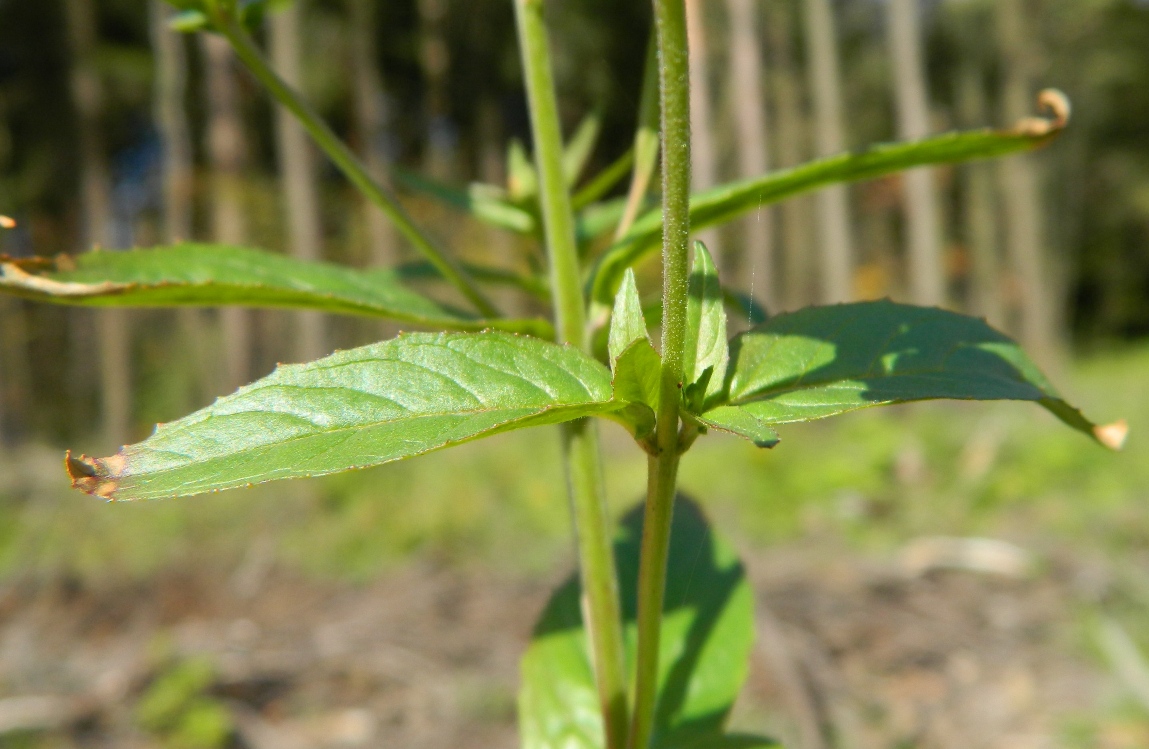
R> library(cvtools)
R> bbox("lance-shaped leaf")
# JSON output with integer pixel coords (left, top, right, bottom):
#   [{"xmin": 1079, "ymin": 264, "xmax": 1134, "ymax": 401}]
[
  {"xmin": 564, "ymin": 111, "xmax": 602, "ymax": 188},
  {"xmin": 681, "ymin": 243, "xmax": 728, "ymax": 406},
  {"xmin": 66, "ymin": 332, "xmax": 618, "ymax": 501},
  {"xmin": 519, "ymin": 498, "xmax": 760, "ymax": 749},
  {"xmin": 716, "ymin": 300, "xmax": 1126, "ymax": 449},
  {"xmin": 589, "ymin": 91, "xmax": 1071, "ymax": 303},
  {"xmin": 0, "ymin": 245, "xmax": 550, "ymax": 336}
]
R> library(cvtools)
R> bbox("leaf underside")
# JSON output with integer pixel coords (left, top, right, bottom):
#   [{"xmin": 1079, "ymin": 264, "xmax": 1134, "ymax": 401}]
[
  {"xmin": 519, "ymin": 498, "xmax": 761, "ymax": 749},
  {"xmin": 713, "ymin": 300, "xmax": 1122, "ymax": 449},
  {"xmin": 67, "ymin": 332, "xmax": 617, "ymax": 501},
  {"xmin": 0, "ymin": 244, "xmax": 547, "ymax": 335}
]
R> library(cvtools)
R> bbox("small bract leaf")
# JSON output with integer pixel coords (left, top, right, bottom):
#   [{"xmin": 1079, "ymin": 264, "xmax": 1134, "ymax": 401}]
[
  {"xmin": 613, "ymin": 339, "xmax": 661, "ymax": 414},
  {"xmin": 682, "ymin": 242, "xmax": 728, "ymax": 406},
  {"xmin": 520, "ymin": 498, "xmax": 757, "ymax": 749},
  {"xmin": 723, "ymin": 300, "xmax": 1120, "ymax": 448},
  {"xmin": 608, "ymin": 269, "xmax": 650, "ymax": 367},
  {"xmin": 67, "ymin": 332, "xmax": 618, "ymax": 501}
]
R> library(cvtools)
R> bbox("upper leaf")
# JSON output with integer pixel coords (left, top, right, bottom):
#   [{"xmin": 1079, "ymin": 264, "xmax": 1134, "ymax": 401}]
[
  {"xmin": 608, "ymin": 270, "xmax": 660, "ymax": 436},
  {"xmin": 0, "ymin": 244, "xmax": 550, "ymax": 336},
  {"xmin": 519, "ymin": 498, "xmax": 758, "ymax": 749},
  {"xmin": 608, "ymin": 269, "xmax": 650, "ymax": 366},
  {"xmin": 589, "ymin": 93, "xmax": 1071, "ymax": 303},
  {"xmin": 681, "ymin": 243, "xmax": 728, "ymax": 406},
  {"xmin": 717, "ymin": 300, "xmax": 1125, "ymax": 449},
  {"xmin": 67, "ymin": 332, "xmax": 617, "ymax": 501}
]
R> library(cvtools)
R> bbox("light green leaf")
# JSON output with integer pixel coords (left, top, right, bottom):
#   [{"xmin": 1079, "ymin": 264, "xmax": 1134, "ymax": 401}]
[
  {"xmin": 508, "ymin": 139, "xmax": 539, "ymax": 202},
  {"xmin": 590, "ymin": 104, "xmax": 1070, "ymax": 303},
  {"xmin": 719, "ymin": 300, "xmax": 1126, "ymax": 449},
  {"xmin": 564, "ymin": 111, "xmax": 603, "ymax": 188},
  {"xmin": 573, "ymin": 150, "xmax": 635, "ymax": 211},
  {"xmin": 687, "ymin": 406, "xmax": 779, "ymax": 449},
  {"xmin": 613, "ymin": 341, "xmax": 661, "ymax": 421},
  {"xmin": 609, "ymin": 270, "xmax": 650, "ymax": 366},
  {"xmin": 681, "ymin": 243, "xmax": 728, "ymax": 405},
  {"xmin": 520, "ymin": 498, "xmax": 757, "ymax": 749},
  {"xmin": 0, "ymin": 244, "xmax": 550, "ymax": 337},
  {"xmin": 66, "ymin": 332, "xmax": 617, "ymax": 501},
  {"xmin": 392, "ymin": 168, "xmax": 538, "ymax": 235}
]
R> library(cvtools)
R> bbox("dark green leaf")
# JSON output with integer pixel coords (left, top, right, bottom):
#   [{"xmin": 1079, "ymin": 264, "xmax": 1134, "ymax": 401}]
[
  {"xmin": 682, "ymin": 243, "xmax": 728, "ymax": 404},
  {"xmin": 0, "ymin": 244, "xmax": 550, "ymax": 336},
  {"xmin": 662, "ymin": 735, "xmax": 783, "ymax": 749},
  {"xmin": 590, "ymin": 105, "xmax": 1070, "ymax": 303},
  {"xmin": 66, "ymin": 332, "xmax": 617, "ymax": 501},
  {"xmin": 718, "ymin": 300, "xmax": 1125, "ymax": 449},
  {"xmin": 520, "ymin": 498, "xmax": 756, "ymax": 749}
]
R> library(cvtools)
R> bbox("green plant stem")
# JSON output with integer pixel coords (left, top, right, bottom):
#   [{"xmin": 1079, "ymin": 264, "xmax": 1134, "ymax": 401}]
[
  {"xmin": 629, "ymin": 0, "xmax": 693, "ymax": 747},
  {"xmin": 616, "ymin": 34, "xmax": 661, "ymax": 241},
  {"xmin": 514, "ymin": 2, "xmax": 629, "ymax": 749},
  {"xmin": 214, "ymin": 13, "xmax": 499, "ymax": 318}
]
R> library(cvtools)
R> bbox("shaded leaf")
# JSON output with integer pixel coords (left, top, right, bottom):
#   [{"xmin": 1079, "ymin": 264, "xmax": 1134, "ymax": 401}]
[
  {"xmin": 0, "ymin": 245, "xmax": 550, "ymax": 336},
  {"xmin": 520, "ymin": 498, "xmax": 756, "ymax": 749},
  {"xmin": 719, "ymin": 300, "xmax": 1124, "ymax": 449},
  {"xmin": 590, "ymin": 96, "xmax": 1071, "ymax": 303},
  {"xmin": 682, "ymin": 243, "xmax": 728, "ymax": 404},
  {"xmin": 67, "ymin": 332, "xmax": 617, "ymax": 501}
]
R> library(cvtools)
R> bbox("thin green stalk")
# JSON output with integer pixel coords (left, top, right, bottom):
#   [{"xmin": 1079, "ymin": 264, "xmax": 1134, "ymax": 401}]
[
  {"xmin": 513, "ymin": 3, "xmax": 629, "ymax": 749},
  {"xmin": 629, "ymin": 0, "xmax": 692, "ymax": 747},
  {"xmin": 213, "ymin": 12, "xmax": 499, "ymax": 318},
  {"xmin": 616, "ymin": 35, "xmax": 661, "ymax": 241}
]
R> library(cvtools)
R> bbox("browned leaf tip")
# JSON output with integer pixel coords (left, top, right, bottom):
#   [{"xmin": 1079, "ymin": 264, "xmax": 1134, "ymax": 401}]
[
  {"xmin": 1013, "ymin": 89, "xmax": 1071, "ymax": 138},
  {"xmin": 1, "ymin": 259, "xmax": 122, "ymax": 297},
  {"xmin": 1093, "ymin": 420, "xmax": 1128, "ymax": 452},
  {"xmin": 65, "ymin": 450, "xmax": 126, "ymax": 500},
  {"xmin": 0, "ymin": 215, "xmax": 16, "ymax": 229}
]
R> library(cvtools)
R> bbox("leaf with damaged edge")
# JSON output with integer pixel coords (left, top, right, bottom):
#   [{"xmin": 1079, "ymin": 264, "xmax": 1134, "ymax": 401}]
[
  {"xmin": 66, "ymin": 332, "xmax": 618, "ymax": 501},
  {"xmin": 0, "ymin": 244, "xmax": 550, "ymax": 337},
  {"xmin": 681, "ymin": 243, "xmax": 728, "ymax": 405},
  {"xmin": 719, "ymin": 300, "xmax": 1126, "ymax": 449},
  {"xmin": 589, "ymin": 91, "xmax": 1072, "ymax": 303}
]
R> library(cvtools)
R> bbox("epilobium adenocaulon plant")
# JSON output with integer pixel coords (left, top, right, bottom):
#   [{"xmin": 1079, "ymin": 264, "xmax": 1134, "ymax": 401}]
[{"xmin": 0, "ymin": 1, "xmax": 1126, "ymax": 747}]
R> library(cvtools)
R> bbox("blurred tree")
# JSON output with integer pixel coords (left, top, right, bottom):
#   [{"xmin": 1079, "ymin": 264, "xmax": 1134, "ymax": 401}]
[
  {"xmin": 202, "ymin": 33, "xmax": 254, "ymax": 392},
  {"xmin": 64, "ymin": 0, "xmax": 131, "ymax": 448},
  {"xmin": 723, "ymin": 0, "xmax": 775, "ymax": 310},
  {"xmin": 887, "ymin": 0, "xmax": 945, "ymax": 307},
  {"xmin": 270, "ymin": 2, "xmax": 327, "ymax": 363},
  {"xmin": 685, "ymin": 0, "xmax": 721, "ymax": 262},
  {"xmin": 802, "ymin": 0, "xmax": 855, "ymax": 303},
  {"xmin": 996, "ymin": 0, "xmax": 1060, "ymax": 364}
]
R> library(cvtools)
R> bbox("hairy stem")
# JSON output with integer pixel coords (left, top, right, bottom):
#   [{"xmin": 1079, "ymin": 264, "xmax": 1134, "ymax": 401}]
[
  {"xmin": 514, "ymin": 2, "xmax": 629, "ymax": 748},
  {"xmin": 629, "ymin": 0, "xmax": 692, "ymax": 747},
  {"xmin": 214, "ymin": 13, "xmax": 499, "ymax": 318}
]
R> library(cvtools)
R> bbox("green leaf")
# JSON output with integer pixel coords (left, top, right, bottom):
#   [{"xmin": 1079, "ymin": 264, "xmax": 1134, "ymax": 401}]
[
  {"xmin": 564, "ymin": 111, "xmax": 603, "ymax": 188},
  {"xmin": 520, "ymin": 498, "xmax": 758, "ymax": 749},
  {"xmin": 590, "ymin": 106, "xmax": 1071, "ymax": 303},
  {"xmin": 685, "ymin": 407, "xmax": 779, "ymax": 449},
  {"xmin": 609, "ymin": 270, "xmax": 650, "ymax": 366},
  {"xmin": 662, "ymin": 735, "xmax": 782, "ymax": 749},
  {"xmin": 607, "ymin": 270, "xmax": 659, "ymax": 437},
  {"xmin": 573, "ymin": 149, "xmax": 635, "ymax": 211},
  {"xmin": 392, "ymin": 167, "xmax": 538, "ymax": 236},
  {"xmin": 718, "ymin": 300, "xmax": 1125, "ymax": 449},
  {"xmin": 0, "ymin": 244, "xmax": 551, "ymax": 337},
  {"xmin": 681, "ymin": 243, "xmax": 728, "ymax": 405},
  {"xmin": 66, "ymin": 332, "xmax": 618, "ymax": 501},
  {"xmin": 508, "ymin": 139, "xmax": 539, "ymax": 202}
]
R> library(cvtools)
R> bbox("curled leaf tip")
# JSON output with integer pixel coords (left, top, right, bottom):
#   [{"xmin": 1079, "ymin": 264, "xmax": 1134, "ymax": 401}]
[
  {"xmin": 65, "ymin": 450, "xmax": 126, "ymax": 500},
  {"xmin": 1094, "ymin": 420, "xmax": 1128, "ymax": 451},
  {"xmin": 1014, "ymin": 89, "xmax": 1071, "ymax": 137},
  {"xmin": 0, "ymin": 216, "xmax": 15, "ymax": 229}
]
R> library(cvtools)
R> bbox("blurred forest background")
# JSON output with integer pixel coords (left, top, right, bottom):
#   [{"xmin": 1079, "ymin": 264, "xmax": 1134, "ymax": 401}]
[{"xmin": 1, "ymin": 1, "xmax": 1149, "ymax": 748}]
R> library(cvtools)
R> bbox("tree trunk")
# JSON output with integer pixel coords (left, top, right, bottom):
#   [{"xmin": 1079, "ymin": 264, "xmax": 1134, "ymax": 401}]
[
  {"xmin": 348, "ymin": 0, "xmax": 397, "ymax": 268},
  {"xmin": 65, "ymin": 0, "xmax": 131, "ymax": 448},
  {"xmin": 766, "ymin": 0, "xmax": 816, "ymax": 311},
  {"xmin": 886, "ymin": 0, "xmax": 944, "ymax": 307},
  {"xmin": 685, "ymin": 0, "xmax": 722, "ymax": 264},
  {"xmin": 151, "ymin": 0, "xmax": 211, "ymax": 405},
  {"xmin": 802, "ymin": 0, "xmax": 854, "ymax": 303},
  {"xmin": 270, "ymin": 3, "xmax": 327, "ymax": 364},
  {"xmin": 995, "ymin": 0, "xmax": 1060, "ymax": 365},
  {"xmin": 202, "ymin": 33, "xmax": 255, "ymax": 392},
  {"xmin": 724, "ymin": 0, "xmax": 775, "ymax": 311},
  {"xmin": 418, "ymin": 0, "xmax": 455, "ymax": 180},
  {"xmin": 957, "ymin": 60, "xmax": 1004, "ymax": 327}
]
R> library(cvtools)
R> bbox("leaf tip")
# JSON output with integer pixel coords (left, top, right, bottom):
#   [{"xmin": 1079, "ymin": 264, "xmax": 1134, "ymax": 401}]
[
  {"xmin": 65, "ymin": 450, "xmax": 126, "ymax": 500},
  {"xmin": 1013, "ymin": 88, "xmax": 1071, "ymax": 137},
  {"xmin": 1094, "ymin": 419, "xmax": 1128, "ymax": 451}
]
